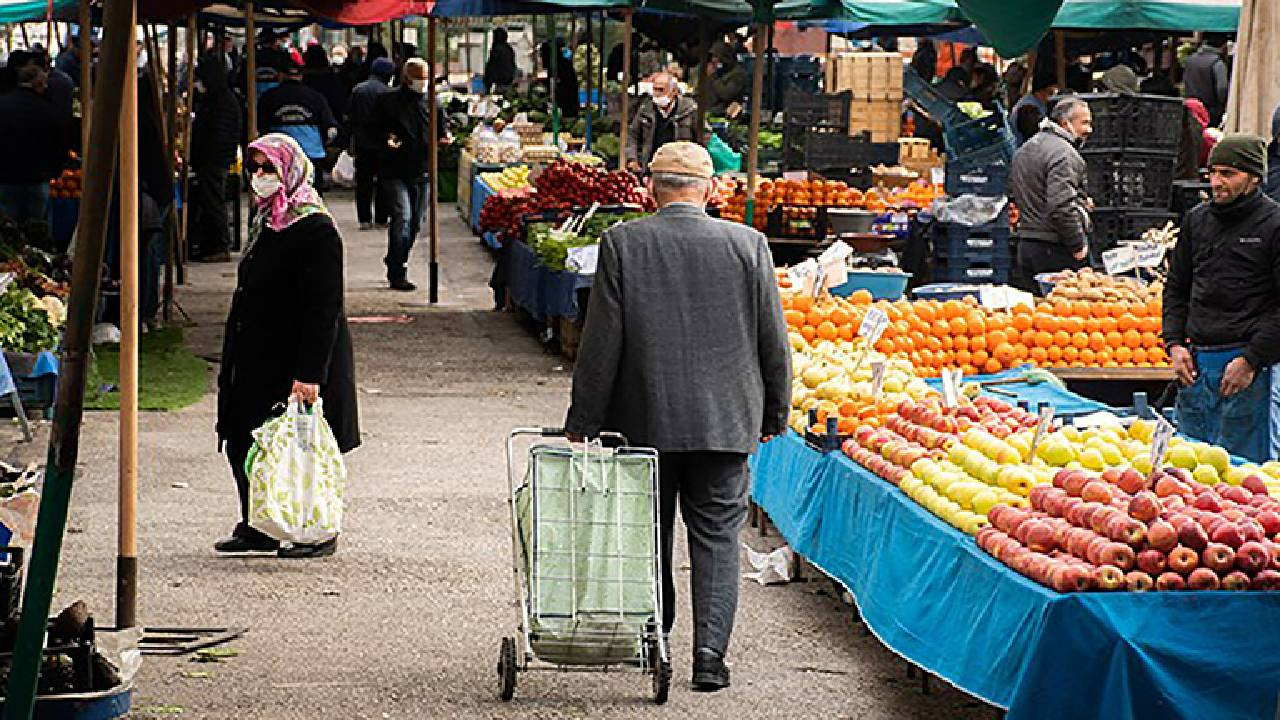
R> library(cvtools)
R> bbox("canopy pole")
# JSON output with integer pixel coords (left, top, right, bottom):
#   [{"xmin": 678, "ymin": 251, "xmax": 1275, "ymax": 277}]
[
  {"xmin": 163, "ymin": 20, "xmax": 178, "ymax": 323},
  {"xmin": 117, "ymin": 7, "xmax": 139, "ymax": 632},
  {"xmin": 619, "ymin": 9, "xmax": 632, "ymax": 170},
  {"xmin": 428, "ymin": 17, "xmax": 440, "ymax": 304},
  {"xmin": 2, "ymin": 0, "xmax": 135, "ymax": 713},
  {"xmin": 1054, "ymin": 30, "xmax": 1066, "ymax": 92},
  {"xmin": 178, "ymin": 15, "xmax": 196, "ymax": 284},
  {"xmin": 584, "ymin": 12, "xmax": 593, "ymax": 151},
  {"xmin": 550, "ymin": 15, "xmax": 560, "ymax": 145},
  {"xmin": 246, "ymin": 2, "xmax": 257, "ymax": 142},
  {"xmin": 77, "ymin": 0, "xmax": 91, "ymax": 153},
  {"xmin": 744, "ymin": 24, "xmax": 767, "ymax": 226},
  {"xmin": 696, "ymin": 24, "xmax": 710, "ymax": 144}
]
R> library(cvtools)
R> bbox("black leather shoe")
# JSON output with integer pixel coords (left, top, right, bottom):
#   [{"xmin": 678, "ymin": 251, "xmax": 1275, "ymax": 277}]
[
  {"xmin": 214, "ymin": 533, "xmax": 279, "ymax": 554},
  {"xmin": 692, "ymin": 647, "xmax": 730, "ymax": 692},
  {"xmin": 389, "ymin": 278, "xmax": 417, "ymax": 292},
  {"xmin": 278, "ymin": 537, "xmax": 338, "ymax": 559}
]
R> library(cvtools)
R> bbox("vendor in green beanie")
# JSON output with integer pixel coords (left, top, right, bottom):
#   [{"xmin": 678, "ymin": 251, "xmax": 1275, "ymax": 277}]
[{"xmin": 1163, "ymin": 132, "xmax": 1280, "ymax": 462}]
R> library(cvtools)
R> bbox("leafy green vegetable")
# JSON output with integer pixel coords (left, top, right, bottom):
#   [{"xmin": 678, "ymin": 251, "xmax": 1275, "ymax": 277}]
[
  {"xmin": 0, "ymin": 284, "xmax": 58, "ymax": 354},
  {"xmin": 528, "ymin": 211, "xmax": 647, "ymax": 271}
]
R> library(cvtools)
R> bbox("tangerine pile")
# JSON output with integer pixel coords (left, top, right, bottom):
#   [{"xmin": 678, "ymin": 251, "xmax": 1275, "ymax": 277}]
[
  {"xmin": 781, "ymin": 291, "xmax": 1169, "ymax": 377},
  {"xmin": 720, "ymin": 177, "xmax": 943, "ymax": 230}
]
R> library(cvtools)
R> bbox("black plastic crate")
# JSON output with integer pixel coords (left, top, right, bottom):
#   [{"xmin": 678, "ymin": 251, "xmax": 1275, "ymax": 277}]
[
  {"xmin": 933, "ymin": 261, "xmax": 1012, "ymax": 284},
  {"xmin": 802, "ymin": 133, "xmax": 900, "ymax": 174},
  {"xmin": 934, "ymin": 244, "xmax": 1014, "ymax": 267},
  {"xmin": 1085, "ymin": 151, "xmax": 1176, "ymax": 210},
  {"xmin": 784, "ymin": 124, "xmax": 847, "ymax": 170},
  {"xmin": 944, "ymin": 151, "xmax": 1011, "ymax": 197},
  {"xmin": 784, "ymin": 90, "xmax": 852, "ymax": 129},
  {"xmin": 943, "ymin": 108, "xmax": 1016, "ymax": 162},
  {"xmin": 933, "ymin": 211, "xmax": 1012, "ymax": 259},
  {"xmin": 1090, "ymin": 209, "xmax": 1179, "ymax": 250},
  {"xmin": 1080, "ymin": 93, "xmax": 1183, "ymax": 155},
  {"xmin": 1171, "ymin": 180, "xmax": 1211, "ymax": 219}
]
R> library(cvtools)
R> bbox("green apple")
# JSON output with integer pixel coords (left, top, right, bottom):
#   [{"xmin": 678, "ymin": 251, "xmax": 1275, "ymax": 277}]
[
  {"xmin": 970, "ymin": 489, "xmax": 1000, "ymax": 515},
  {"xmin": 1192, "ymin": 464, "xmax": 1220, "ymax": 486},
  {"xmin": 1080, "ymin": 447, "xmax": 1106, "ymax": 471},
  {"xmin": 1198, "ymin": 445, "xmax": 1231, "ymax": 476},
  {"xmin": 899, "ymin": 475, "xmax": 924, "ymax": 495}
]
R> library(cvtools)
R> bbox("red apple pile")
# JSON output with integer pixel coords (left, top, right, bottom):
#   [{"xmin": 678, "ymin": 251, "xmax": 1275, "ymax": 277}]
[
  {"xmin": 841, "ymin": 425, "xmax": 942, "ymax": 486},
  {"xmin": 478, "ymin": 188, "xmax": 541, "ymax": 237},
  {"xmin": 533, "ymin": 159, "xmax": 654, "ymax": 210},
  {"xmin": 976, "ymin": 466, "xmax": 1280, "ymax": 592},
  {"xmin": 895, "ymin": 396, "xmax": 1040, "ymax": 441}
]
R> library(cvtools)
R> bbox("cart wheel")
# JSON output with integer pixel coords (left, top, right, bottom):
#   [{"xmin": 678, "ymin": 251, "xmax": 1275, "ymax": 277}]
[
  {"xmin": 498, "ymin": 637, "xmax": 517, "ymax": 701},
  {"xmin": 649, "ymin": 639, "xmax": 671, "ymax": 705}
]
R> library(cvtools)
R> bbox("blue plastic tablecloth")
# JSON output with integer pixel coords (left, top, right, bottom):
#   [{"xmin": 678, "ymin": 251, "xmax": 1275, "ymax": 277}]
[
  {"xmin": 751, "ymin": 432, "xmax": 1280, "ymax": 720},
  {"xmin": 0, "ymin": 354, "xmax": 12, "ymax": 397},
  {"xmin": 506, "ymin": 240, "xmax": 593, "ymax": 322},
  {"xmin": 470, "ymin": 176, "xmax": 495, "ymax": 233},
  {"xmin": 926, "ymin": 365, "xmax": 1111, "ymax": 418}
]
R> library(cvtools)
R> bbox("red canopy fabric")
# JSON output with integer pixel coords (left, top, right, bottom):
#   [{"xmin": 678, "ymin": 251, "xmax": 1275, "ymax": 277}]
[{"xmin": 138, "ymin": 0, "xmax": 430, "ymax": 24}]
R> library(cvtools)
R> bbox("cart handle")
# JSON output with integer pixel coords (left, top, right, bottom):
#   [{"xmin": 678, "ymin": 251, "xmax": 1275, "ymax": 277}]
[{"xmin": 508, "ymin": 427, "xmax": 629, "ymax": 444}]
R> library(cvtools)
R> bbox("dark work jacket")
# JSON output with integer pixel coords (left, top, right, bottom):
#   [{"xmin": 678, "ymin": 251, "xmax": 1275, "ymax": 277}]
[
  {"xmin": 345, "ymin": 76, "xmax": 392, "ymax": 154},
  {"xmin": 369, "ymin": 86, "xmax": 446, "ymax": 180},
  {"xmin": 257, "ymin": 80, "xmax": 337, "ymax": 160},
  {"xmin": 192, "ymin": 58, "xmax": 243, "ymax": 170},
  {"xmin": 1163, "ymin": 190, "xmax": 1280, "ymax": 370},
  {"xmin": 483, "ymin": 42, "xmax": 516, "ymax": 88},
  {"xmin": 217, "ymin": 214, "xmax": 360, "ymax": 453},
  {"xmin": 0, "ymin": 87, "xmax": 68, "ymax": 184}
]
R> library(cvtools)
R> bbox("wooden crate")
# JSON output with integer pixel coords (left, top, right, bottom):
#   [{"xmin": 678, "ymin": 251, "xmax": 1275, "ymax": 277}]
[
  {"xmin": 827, "ymin": 52, "xmax": 904, "ymax": 101},
  {"xmin": 898, "ymin": 137, "xmax": 944, "ymax": 179},
  {"xmin": 848, "ymin": 99, "xmax": 901, "ymax": 143}
]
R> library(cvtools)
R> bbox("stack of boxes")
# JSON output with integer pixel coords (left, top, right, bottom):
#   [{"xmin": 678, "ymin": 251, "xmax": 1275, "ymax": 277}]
[{"xmin": 825, "ymin": 52, "xmax": 903, "ymax": 142}]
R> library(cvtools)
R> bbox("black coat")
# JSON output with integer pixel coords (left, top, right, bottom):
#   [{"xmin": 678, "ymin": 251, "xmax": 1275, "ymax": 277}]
[
  {"xmin": 369, "ymin": 86, "xmax": 447, "ymax": 180},
  {"xmin": 0, "ymin": 87, "xmax": 68, "ymax": 184},
  {"xmin": 192, "ymin": 54, "xmax": 242, "ymax": 169},
  {"xmin": 217, "ymin": 214, "xmax": 360, "ymax": 453}
]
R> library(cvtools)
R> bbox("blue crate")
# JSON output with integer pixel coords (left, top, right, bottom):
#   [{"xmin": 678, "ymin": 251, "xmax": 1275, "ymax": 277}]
[
  {"xmin": 944, "ymin": 154, "xmax": 1010, "ymax": 197},
  {"xmin": 828, "ymin": 270, "xmax": 911, "ymax": 301},
  {"xmin": 943, "ymin": 109, "xmax": 1016, "ymax": 161},
  {"xmin": 903, "ymin": 66, "xmax": 968, "ymax": 127},
  {"xmin": 934, "ymin": 245, "xmax": 1014, "ymax": 269},
  {"xmin": 933, "ymin": 262, "xmax": 1011, "ymax": 285}
]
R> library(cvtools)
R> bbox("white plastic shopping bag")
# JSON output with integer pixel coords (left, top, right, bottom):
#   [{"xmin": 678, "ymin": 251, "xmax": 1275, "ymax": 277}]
[
  {"xmin": 332, "ymin": 151, "xmax": 356, "ymax": 188},
  {"xmin": 246, "ymin": 398, "xmax": 346, "ymax": 544}
]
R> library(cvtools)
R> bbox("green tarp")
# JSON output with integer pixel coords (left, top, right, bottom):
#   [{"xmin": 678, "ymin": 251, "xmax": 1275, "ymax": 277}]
[
  {"xmin": 0, "ymin": 0, "xmax": 76, "ymax": 24},
  {"xmin": 810, "ymin": 0, "xmax": 966, "ymax": 25},
  {"xmin": 953, "ymin": 0, "xmax": 1066, "ymax": 57},
  {"xmin": 1054, "ymin": 0, "xmax": 1240, "ymax": 32}
]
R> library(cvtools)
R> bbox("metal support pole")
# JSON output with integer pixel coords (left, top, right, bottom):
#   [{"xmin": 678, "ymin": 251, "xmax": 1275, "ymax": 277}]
[
  {"xmin": 427, "ymin": 17, "xmax": 440, "ymax": 304},
  {"xmin": 178, "ymin": 15, "xmax": 196, "ymax": 283},
  {"xmin": 619, "ymin": 10, "xmax": 632, "ymax": 170},
  {"xmin": 117, "ymin": 15, "xmax": 139, "ymax": 631},
  {"xmin": 1054, "ymin": 30, "xmax": 1067, "ymax": 91},
  {"xmin": 584, "ymin": 13, "xmax": 593, "ymax": 151},
  {"xmin": 550, "ymin": 15, "xmax": 560, "ymax": 145},
  {"xmin": 77, "ymin": 0, "xmax": 91, "ymax": 153},
  {"xmin": 2, "ymin": 0, "xmax": 134, "ymax": 711},
  {"xmin": 245, "ymin": 2, "xmax": 257, "ymax": 141},
  {"xmin": 744, "ymin": 25, "xmax": 767, "ymax": 224}
]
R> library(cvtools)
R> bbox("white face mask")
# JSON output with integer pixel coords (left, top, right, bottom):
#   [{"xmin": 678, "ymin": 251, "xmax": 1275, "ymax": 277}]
[
  {"xmin": 653, "ymin": 94, "xmax": 672, "ymax": 108},
  {"xmin": 408, "ymin": 78, "xmax": 428, "ymax": 93},
  {"xmin": 251, "ymin": 174, "xmax": 282, "ymax": 198}
]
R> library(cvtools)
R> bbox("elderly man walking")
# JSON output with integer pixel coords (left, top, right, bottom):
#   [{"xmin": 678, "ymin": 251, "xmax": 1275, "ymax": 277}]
[{"xmin": 564, "ymin": 141, "xmax": 791, "ymax": 692}]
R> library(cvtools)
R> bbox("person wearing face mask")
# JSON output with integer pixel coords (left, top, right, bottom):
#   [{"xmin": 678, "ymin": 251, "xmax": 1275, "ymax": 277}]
[
  {"xmin": 625, "ymin": 71, "xmax": 702, "ymax": 174},
  {"xmin": 565, "ymin": 141, "xmax": 790, "ymax": 693},
  {"xmin": 216, "ymin": 133, "xmax": 360, "ymax": 558},
  {"xmin": 1164, "ymin": 135, "xmax": 1280, "ymax": 463},
  {"xmin": 188, "ymin": 53, "xmax": 243, "ymax": 262},
  {"xmin": 1008, "ymin": 95, "xmax": 1094, "ymax": 292},
  {"xmin": 257, "ymin": 62, "xmax": 338, "ymax": 189},
  {"xmin": 369, "ymin": 57, "xmax": 451, "ymax": 291}
]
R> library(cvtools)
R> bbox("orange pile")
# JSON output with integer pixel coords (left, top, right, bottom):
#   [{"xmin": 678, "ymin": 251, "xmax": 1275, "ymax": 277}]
[
  {"xmin": 720, "ymin": 177, "xmax": 943, "ymax": 230},
  {"xmin": 780, "ymin": 291, "xmax": 1169, "ymax": 377}
]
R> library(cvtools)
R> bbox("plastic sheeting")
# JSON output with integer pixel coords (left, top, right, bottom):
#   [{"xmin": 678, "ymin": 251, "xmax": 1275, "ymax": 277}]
[
  {"xmin": 752, "ymin": 431, "xmax": 1280, "ymax": 720},
  {"xmin": 925, "ymin": 364, "xmax": 1111, "ymax": 418}
]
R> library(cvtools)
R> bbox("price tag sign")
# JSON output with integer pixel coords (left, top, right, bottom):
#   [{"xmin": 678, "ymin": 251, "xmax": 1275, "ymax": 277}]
[
  {"xmin": 788, "ymin": 260, "xmax": 818, "ymax": 296},
  {"xmin": 1134, "ymin": 243, "xmax": 1167, "ymax": 268},
  {"xmin": 1149, "ymin": 416, "xmax": 1176, "ymax": 473},
  {"xmin": 858, "ymin": 307, "xmax": 889, "ymax": 346},
  {"xmin": 1102, "ymin": 245, "xmax": 1138, "ymax": 275},
  {"xmin": 812, "ymin": 265, "xmax": 826, "ymax": 297},
  {"xmin": 782, "ymin": 170, "xmax": 809, "ymax": 182},
  {"xmin": 870, "ymin": 360, "xmax": 887, "ymax": 396},
  {"xmin": 1026, "ymin": 404, "xmax": 1056, "ymax": 462},
  {"xmin": 941, "ymin": 368, "xmax": 961, "ymax": 408},
  {"xmin": 930, "ymin": 167, "xmax": 946, "ymax": 186}
]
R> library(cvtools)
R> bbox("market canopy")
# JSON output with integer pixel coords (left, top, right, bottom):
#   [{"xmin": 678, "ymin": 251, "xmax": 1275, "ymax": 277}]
[
  {"xmin": 1054, "ymin": 0, "xmax": 1240, "ymax": 32},
  {"xmin": 136, "ymin": 0, "xmax": 430, "ymax": 23},
  {"xmin": 0, "ymin": 0, "xmax": 76, "ymax": 23}
]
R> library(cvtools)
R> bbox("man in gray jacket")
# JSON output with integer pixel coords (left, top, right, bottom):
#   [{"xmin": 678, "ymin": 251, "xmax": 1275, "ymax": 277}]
[
  {"xmin": 565, "ymin": 141, "xmax": 791, "ymax": 692},
  {"xmin": 1008, "ymin": 96, "xmax": 1094, "ymax": 292},
  {"xmin": 626, "ymin": 72, "xmax": 703, "ymax": 172}
]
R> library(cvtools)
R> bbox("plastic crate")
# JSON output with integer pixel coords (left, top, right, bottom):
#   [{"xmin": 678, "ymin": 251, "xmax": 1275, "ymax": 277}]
[
  {"xmin": 933, "ymin": 225, "xmax": 1012, "ymax": 262},
  {"xmin": 1171, "ymin": 180, "xmax": 1211, "ymax": 219},
  {"xmin": 1085, "ymin": 151, "xmax": 1176, "ymax": 210},
  {"xmin": 944, "ymin": 151, "xmax": 1011, "ymax": 197},
  {"xmin": 768, "ymin": 205, "xmax": 826, "ymax": 239},
  {"xmin": 1090, "ymin": 209, "xmax": 1179, "ymax": 250},
  {"xmin": 912, "ymin": 282, "xmax": 985, "ymax": 302},
  {"xmin": 933, "ymin": 262, "xmax": 1012, "ymax": 284},
  {"xmin": 15, "ymin": 374, "xmax": 55, "ymax": 417},
  {"xmin": 783, "ymin": 124, "xmax": 846, "ymax": 170},
  {"xmin": 903, "ymin": 66, "xmax": 968, "ymax": 127},
  {"xmin": 828, "ymin": 270, "xmax": 911, "ymax": 300},
  {"xmin": 803, "ymin": 134, "xmax": 900, "ymax": 174},
  {"xmin": 784, "ymin": 89, "xmax": 852, "ymax": 129},
  {"xmin": 1080, "ymin": 93, "xmax": 1183, "ymax": 155},
  {"xmin": 943, "ymin": 108, "xmax": 1015, "ymax": 162}
]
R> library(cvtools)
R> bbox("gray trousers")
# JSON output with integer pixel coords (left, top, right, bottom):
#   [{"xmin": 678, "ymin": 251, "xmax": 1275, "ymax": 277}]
[{"xmin": 659, "ymin": 451, "xmax": 749, "ymax": 656}]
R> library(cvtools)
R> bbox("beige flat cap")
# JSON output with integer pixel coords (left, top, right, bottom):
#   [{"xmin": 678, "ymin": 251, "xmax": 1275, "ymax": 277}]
[{"xmin": 648, "ymin": 141, "xmax": 714, "ymax": 179}]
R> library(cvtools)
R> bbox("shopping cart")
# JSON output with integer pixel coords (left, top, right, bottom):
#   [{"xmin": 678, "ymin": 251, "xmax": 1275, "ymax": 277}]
[{"xmin": 499, "ymin": 427, "xmax": 672, "ymax": 704}]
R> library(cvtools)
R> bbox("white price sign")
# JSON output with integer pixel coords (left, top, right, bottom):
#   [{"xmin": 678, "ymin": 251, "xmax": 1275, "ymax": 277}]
[
  {"xmin": 1102, "ymin": 245, "xmax": 1138, "ymax": 275},
  {"xmin": 870, "ymin": 360, "xmax": 887, "ymax": 396},
  {"xmin": 1026, "ymin": 405, "xmax": 1056, "ymax": 461},
  {"xmin": 1134, "ymin": 243, "xmax": 1167, "ymax": 268},
  {"xmin": 858, "ymin": 307, "xmax": 889, "ymax": 346},
  {"xmin": 940, "ymin": 368, "xmax": 963, "ymax": 408},
  {"xmin": 1149, "ymin": 416, "xmax": 1176, "ymax": 473}
]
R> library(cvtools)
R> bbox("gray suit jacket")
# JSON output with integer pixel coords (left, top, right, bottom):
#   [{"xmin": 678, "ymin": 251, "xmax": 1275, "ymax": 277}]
[{"xmin": 565, "ymin": 203, "xmax": 792, "ymax": 454}]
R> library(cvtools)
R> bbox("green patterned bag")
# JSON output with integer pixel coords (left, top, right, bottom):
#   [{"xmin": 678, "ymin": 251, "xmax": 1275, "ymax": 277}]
[{"xmin": 246, "ymin": 398, "xmax": 347, "ymax": 544}]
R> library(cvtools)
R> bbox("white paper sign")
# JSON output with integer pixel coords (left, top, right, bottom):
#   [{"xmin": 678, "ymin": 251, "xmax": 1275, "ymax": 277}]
[
  {"xmin": 1102, "ymin": 245, "xmax": 1138, "ymax": 275},
  {"xmin": 566, "ymin": 244, "xmax": 599, "ymax": 275},
  {"xmin": 1026, "ymin": 405, "xmax": 1055, "ymax": 461},
  {"xmin": 870, "ymin": 360, "xmax": 887, "ymax": 396},
  {"xmin": 1134, "ymin": 243, "xmax": 1167, "ymax": 268},
  {"xmin": 1070, "ymin": 410, "xmax": 1126, "ymax": 429},
  {"xmin": 822, "ymin": 263, "xmax": 849, "ymax": 290},
  {"xmin": 1149, "ymin": 417, "xmax": 1176, "ymax": 472},
  {"xmin": 930, "ymin": 167, "xmax": 946, "ymax": 186},
  {"xmin": 782, "ymin": 170, "xmax": 809, "ymax": 181},
  {"xmin": 979, "ymin": 285, "xmax": 1035, "ymax": 311},
  {"xmin": 940, "ymin": 368, "xmax": 963, "ymax": 408},
  {"xmin": 788, "ymin": 260, "xmax": 819, "ymax": 296},
  {"xmin": 858, "ymin": 307, "xmax": 889, "ymax": 346}
]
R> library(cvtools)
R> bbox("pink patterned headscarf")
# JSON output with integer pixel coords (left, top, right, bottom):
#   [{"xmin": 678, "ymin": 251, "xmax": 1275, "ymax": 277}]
[{"xmin": 247, "ymin": 133, "xmax": 329, "ymax": 237}]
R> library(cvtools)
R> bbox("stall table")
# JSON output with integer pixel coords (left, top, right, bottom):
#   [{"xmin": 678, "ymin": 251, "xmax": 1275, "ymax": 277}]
[{"xmin": 1048, "ymin": 366, "xmax": 1177, "ymax": 410}]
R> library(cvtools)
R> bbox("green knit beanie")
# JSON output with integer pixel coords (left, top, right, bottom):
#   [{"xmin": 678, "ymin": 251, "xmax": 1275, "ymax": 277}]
[{"xmin": 1208, "ymin": 134, "xmax": 1268, "ymax": 178}]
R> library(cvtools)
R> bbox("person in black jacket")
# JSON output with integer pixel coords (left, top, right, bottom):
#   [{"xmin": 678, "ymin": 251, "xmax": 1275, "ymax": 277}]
[
  {"xmin": 539, "ymin": 39, "xmax": 580, "ymax": 119},
  {"xmin": 0, "ymin": 63, "xmax": 68, "ymax": 223},
  {"xmin": 302, "ymin": 44, "xmax": 349, "ymax": 141},
  {"xmin": 216, "ymin": 133, "xmax": 359, "ymax": 558},
  {"xmin": 258, "ymin": 63, "xmax": 337, "ymax": 188},
  {"xmin": 369, "ymin": 57, "xmax": 449, "ymax": 291},
  {"xmin": 189, "ymin": 53, "xmax": 242, "ymax": 262},
  {"xmin": 1163, "ymin": 135, "xmax": 1280, "ymax": 463},
  {"xmin": 484, "ymin": 27, "xmax": 516, "ymax": 93},
  {"xmin": 345, "ymin": 56, "xmax": 394, "ymax": 230}
]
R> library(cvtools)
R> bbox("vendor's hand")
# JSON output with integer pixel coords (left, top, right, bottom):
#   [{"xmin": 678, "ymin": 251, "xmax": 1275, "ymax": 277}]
[
  {"xmin": 1220, "ymin": 356, "xmax": 1255, "ymax": 397},
  {"xmin": 387, "ymin": 133, "xmax": 402, "ymax": 149},
  {"xmin": 1072, "ymin": 244, "xmax": 1089, "ymax": 261},
  {"xmin": 1170, "ymin": 345, "xmax": 1197, "ymax": 386},
  {"xmin": 291, "ymin": 381, "xmax": 320, "ymax": 405}
]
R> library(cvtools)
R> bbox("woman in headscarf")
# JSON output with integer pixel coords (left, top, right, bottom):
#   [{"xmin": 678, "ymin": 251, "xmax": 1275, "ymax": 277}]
[{"xmin": 215, "ymin": 133, "xmax": 360, "ymax": 559}]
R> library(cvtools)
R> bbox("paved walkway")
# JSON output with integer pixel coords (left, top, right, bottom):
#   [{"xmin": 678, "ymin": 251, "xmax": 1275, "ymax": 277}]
[{"xmin": 13, "ymin": 193, "xmax": 992, "ymax": 718}]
